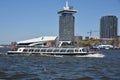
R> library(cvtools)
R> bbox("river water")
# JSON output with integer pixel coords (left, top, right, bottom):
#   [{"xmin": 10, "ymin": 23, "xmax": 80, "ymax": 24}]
[{"xmin": 0, "ymin": 48, "xmax": 120, "ymax": 80}]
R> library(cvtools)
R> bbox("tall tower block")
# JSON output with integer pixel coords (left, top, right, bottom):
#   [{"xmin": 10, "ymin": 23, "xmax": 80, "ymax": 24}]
[
  {"xmin": 100, "ymin": 16, "xmax": 118, "ymax": 38},
  {"xmin": 58, "ymin": 0, "xmax": 77, "ymax": 43}
]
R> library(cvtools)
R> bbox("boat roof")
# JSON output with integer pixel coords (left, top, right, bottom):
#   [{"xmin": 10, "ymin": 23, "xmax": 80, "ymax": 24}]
[{"xmin": 17, "ymin": 36, "xmax": 57, "ymax": 44}]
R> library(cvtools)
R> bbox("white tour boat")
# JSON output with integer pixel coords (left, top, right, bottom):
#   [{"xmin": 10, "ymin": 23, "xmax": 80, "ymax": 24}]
[{"xmin": 7, "ymin": 47, "xmax": 104, "ymax": 57}]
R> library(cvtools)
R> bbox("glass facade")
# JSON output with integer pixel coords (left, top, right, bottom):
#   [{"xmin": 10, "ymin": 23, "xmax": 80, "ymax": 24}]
[
  {"xmin": 100, "ymin": 16, "xmax": 118, "ymax": 38},
  {"xmin": 59, "ymin": 13, "xmax": 75, "ymax": 41}
]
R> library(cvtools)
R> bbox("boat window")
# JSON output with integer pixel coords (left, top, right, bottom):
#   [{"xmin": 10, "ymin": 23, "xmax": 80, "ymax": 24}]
[
  {"xmin": 41, "ymin": 49, "xmax": 46, "ymax": 52},
  {"xmin": 79, "ymin": 49, "xmax": 82, "ymax": 52},
  {"xmin": 35, "ymin": 49, "xmax": 40, "ymax": 52},
  {"xmin": 29, "ymin": 49, "xmax": 34, "ymax": 52},
  {"xmin": 67, "ymin": 49, "xmax": 74, "ymax": 52},
  {"xmin": 19, "ymin": 49, "xmax": 21, "ymax": 51},
  {"xmin": 82, "ymin": 49, "xmax": 87, "ymax": 52},
  {"xmin": 47, "ymin": 49, "xmax": 52, "ymax": 52},
  {"xmin": 53, "ymin": 49, "xmax": 59, "ymax": 52},
  {"xmin": 23, "ymin": 49, "xmax": 28, "ymax": 52},
  {"xmin": 60, "ymin": 49, "xmax": 66, "ymax": 52},
  {"xmin": 75, "ymin": 49, "xmax": 78, "ymax": 52}
]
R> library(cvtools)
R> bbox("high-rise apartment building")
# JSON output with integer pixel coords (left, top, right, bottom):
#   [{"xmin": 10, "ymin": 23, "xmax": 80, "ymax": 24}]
[
  {"xmin": 100, "ymin": 16, "xmax": 118, "ymax": 38},
  {"xmin": 58, "ymin": 0, "xmax": 77, "ymax": 42}
]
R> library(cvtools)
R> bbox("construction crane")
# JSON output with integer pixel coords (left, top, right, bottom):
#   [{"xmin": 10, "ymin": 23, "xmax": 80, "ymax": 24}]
[{"xmin": 87, "ymin": 30, "xmax": 98, "ymax": 38}]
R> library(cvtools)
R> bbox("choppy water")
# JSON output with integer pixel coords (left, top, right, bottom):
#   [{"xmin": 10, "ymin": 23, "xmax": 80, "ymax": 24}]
[{"xmin": 0, "ymin": 48, "xmax": 120, "ymax": 80}]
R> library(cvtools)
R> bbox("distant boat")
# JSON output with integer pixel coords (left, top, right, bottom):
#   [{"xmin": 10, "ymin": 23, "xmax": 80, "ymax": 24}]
[
  {"xmin": 94, "ymin": 45, "xmax": 113, "ymax": 50},
  {"xmin": 0, "ymin": 46, "xmax": 4, "ymax": 48}
]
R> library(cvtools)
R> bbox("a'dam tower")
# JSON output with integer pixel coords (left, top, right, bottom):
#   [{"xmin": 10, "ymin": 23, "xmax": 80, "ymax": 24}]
[{"xmin": 58, "ymin": 0, "xmax": 77, "ymax": 46}]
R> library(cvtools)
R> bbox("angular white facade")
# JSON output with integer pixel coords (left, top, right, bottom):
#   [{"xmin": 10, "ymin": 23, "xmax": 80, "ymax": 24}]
[{"xmin": 17, "ymin": 36, "xmax": 57, "ymax": 44}]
